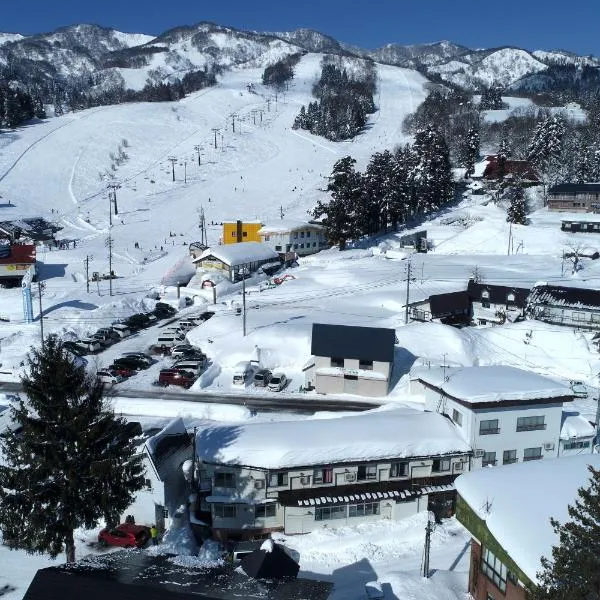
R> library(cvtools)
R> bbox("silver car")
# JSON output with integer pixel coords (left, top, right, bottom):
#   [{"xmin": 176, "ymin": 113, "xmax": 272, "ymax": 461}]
[{"xmin": 268, "ymin": 372, "xmax": 287, "ymax": 392}]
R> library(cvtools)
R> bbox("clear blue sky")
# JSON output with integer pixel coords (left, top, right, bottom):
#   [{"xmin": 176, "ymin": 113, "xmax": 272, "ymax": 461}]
[{"xmin": 4, "ymin": 0, "xmax": 600, "ymax": 56}]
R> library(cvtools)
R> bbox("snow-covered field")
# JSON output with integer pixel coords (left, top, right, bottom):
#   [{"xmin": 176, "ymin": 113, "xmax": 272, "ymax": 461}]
[{"xmin": 0, "ymin": 53, "xmax": 598, "ymax": 599}]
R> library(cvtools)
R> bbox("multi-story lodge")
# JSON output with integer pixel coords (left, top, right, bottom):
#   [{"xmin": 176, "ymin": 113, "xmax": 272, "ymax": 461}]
[
  {"xmin": 547, "ymin": 183, "xmax": 600, "ymax": 212},
  {"xmin": 191, "ymin": 408, "xmax": 472, "ymax": 541}
]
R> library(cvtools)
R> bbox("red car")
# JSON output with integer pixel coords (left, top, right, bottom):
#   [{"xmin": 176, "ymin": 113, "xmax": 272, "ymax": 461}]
[
  {"xmin": 109, "ymin": 365, "xmax": 136, "ymax": 378},
  {"xmin": 98, "ymin": 523, "xmax": 151, "ymax": 548},
  {"xmin": 158, "ymin": 368, "xmax": 196, "ymax": 388}
]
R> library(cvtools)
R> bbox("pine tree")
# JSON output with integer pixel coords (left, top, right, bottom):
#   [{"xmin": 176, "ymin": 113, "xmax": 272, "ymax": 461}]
[
  {"xmin": 0, "ymin": 336, "xmax": 146, "ymax": 563},
  {"xmin": 464, "ymin": 127, "xmax": 480, "ymax": 178},
  {"xmin": 531, "ymin": 466, "xmax": 600, "ymax": 600},
  {"xmin": 506, "ymin": 185, "xmax": 527, "ymax": 225},
  {"xmin": 527, "ymin": 115, "xmax": 565, "ymax": 184},
  {"xmin": 498, "ymin": 137, "xmax": 511, "ymax": 178},
  {"xmin": 361, "ymin": 150, "xmax": 395, "ymax": 234},
  {"xmin": 313, "ymin": 156, "xmax": 361, "ymax": 250}
]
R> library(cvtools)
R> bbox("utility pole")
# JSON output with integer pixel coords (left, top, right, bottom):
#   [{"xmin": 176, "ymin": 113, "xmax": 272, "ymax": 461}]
[
  {"xmin": 231, "ymin": 113, "xmax": 236, "ymax": 133},
  {"xmin": 220, "ymin": 133, "xmax": 224, "ymax": 152},
  {"xmin": 279, "ymin": 205, "xmax": 284, "ymax": 220},
  {"xmin": 258, "ymin": 109, "xmax": 264, "ymax": 123},
  {"xmin": 184, "ymin": 161, "xmax": 187, "ymax": 184},
  {"xmin": 37, "ymin": 280, "xmax": 45, "ymax": 347},
  {"xmin": 108, "ymin": 183, "xmax": 120, "ymax": 216},
  {"xmin": 251, "ymin": 110, "xmax": 257, "ymax": 125},
  {"xmin": 190, "ymin": 425, "xmax": 198, "ymax": 491},
  {"xmin": 266, "ymin": 98, "xmax": 271, "ymax": 112},
  {"xmin": 422, "ymin": 514, "xmax": 433, "ymax": 578},
  {"xmin": 194, "ymin": 145, "xmax": 202, "ymax": 166},
  {"xmin": 211, "ymin": 128, "xmax": 219, "ymax": 149},
  {"xmin": 84, "ymin": 255, "xmax": 93, "ymax": 293},
  {"xmin": 404, "ymin": 259, "xmax": 412, "ymax": 325},
  {"xmin": 168, "ymin": 157, "xmax": 177, "ymax": 182},
  {"xmin": 199, "ymin": 206, "xmax": 207, "ymax": 247},
  {"xmin": 242, "ymin": 265, "xmax": 247, "ymax": 337},
  {"xmin": 108, "ymin": 190, "xmax": 113, "ymax": 227},
  {"xmin": 507, "ymin": 222, "xmax": 513, "ymax": 256},
  {"xmin": 106, "ymin": 234, "xmax": 113, "ymax": 297}
]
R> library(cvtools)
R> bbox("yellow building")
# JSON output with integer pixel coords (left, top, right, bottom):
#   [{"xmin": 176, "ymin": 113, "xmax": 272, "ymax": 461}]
[{"xmin": 222, "ymin": 220, "xmax": 263, "ymax": 244}]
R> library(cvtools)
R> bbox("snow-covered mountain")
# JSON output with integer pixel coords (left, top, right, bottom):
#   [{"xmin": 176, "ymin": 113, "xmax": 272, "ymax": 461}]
[{"xmin": 0, "ymin": 21, "xmax": 598, "ymax": 93}]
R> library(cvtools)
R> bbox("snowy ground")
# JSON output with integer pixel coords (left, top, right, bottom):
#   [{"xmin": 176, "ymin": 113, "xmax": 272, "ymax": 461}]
[{"xmin": 0, "ymin": 54, "xmax": 597, "ymax": 599}]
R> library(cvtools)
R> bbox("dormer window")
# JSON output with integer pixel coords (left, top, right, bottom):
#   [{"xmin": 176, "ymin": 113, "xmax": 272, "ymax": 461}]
[
  {"xmin": 481, "ymin": 289, "xmax": 490, "ymax": 309},
  {"xmin": 507, "ymin": 292, "xmax": 515, "ymax": 305}
]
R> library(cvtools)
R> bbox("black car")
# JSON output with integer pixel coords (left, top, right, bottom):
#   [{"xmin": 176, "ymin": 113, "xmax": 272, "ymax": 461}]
[
  {"xmin": 199, "ymin": 311, "xmax": 215, "ymax": 322},
  {"xmin": 125, "ymin": 313, "xmax": 153, "ymax": 331},
  {"xmin": 112, "ymin": 356, "xmax": 151, "ymax": 371},
  {"xmin": 63, "ymin": 341, "xmax": 87, "ymax": 357},
  {"xmin": 153, "ymin": 302, "xmax": 177, "ymax": 318}
]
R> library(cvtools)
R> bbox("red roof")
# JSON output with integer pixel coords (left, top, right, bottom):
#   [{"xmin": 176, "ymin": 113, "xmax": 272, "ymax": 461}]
[
  {"xmin": 483, "ymin": 156, "xmax": 540, "ymax": 183},
  {"xmin": 0, "ymin": 244, "xmax": 36, "ymax": 265}
]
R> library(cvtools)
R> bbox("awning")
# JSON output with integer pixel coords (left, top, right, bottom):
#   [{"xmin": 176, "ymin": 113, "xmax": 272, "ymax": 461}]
[{"xmin": 205, "ymin": 495, "xmax": 278, "ymax": 505}]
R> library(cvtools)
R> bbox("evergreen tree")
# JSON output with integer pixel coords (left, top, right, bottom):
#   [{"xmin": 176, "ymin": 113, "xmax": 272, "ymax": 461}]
[
  {"xmin": 361, "ymin": 150, "xmax": 395, "ymax": 234},
  {"xmin": 506, "ymin": 185, "xmax": 527, "ymax": 225},
  {"xmin": 464, "ymin": 127, "xmax": 480, "ymax": 178},
  {"xmin": 498, "ymin": 137, "xmax": 511, "ymax": 177},
  {"xmin": 0, "ymin": 336, "xmax": 145, "ymax": 563},
  {"xmin": 527, "ymin": 115, "xmax": 565, "ymax": 184},
  {"xmin": 531, "ymin": 466, "xmax": 600, "ymax": 600},
  {"xmin": 313, "ymin": 156, "xmax": 361, "ymax": 250}
]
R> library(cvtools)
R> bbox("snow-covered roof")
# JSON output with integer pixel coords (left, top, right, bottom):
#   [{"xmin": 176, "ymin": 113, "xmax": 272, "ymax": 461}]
[
  {"xmin": 195, "ymin": 242, "xmax": 279, "ymax": 267},
  {"xmin": 455, "ymin": 454, "xmax": 600, "ymax": 584},
  {"xmin": 417, "ymin": 365, "xmax": 572, "ymax": 404},
  {"xmin": 560, "ymin": 411, "xmax": 596, "ymax": 440},
  {"xmin": 195, "ymin": 408, "xmax": 470, "ymax": 469},
  {"xmin": 258, "ymin": 220, "xmax": 325, "ymax": 235}
]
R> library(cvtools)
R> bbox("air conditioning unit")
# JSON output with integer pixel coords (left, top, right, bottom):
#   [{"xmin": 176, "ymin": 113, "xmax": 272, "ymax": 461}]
[
  {"xmin": 300, "ymin": 476, "xmax": 310, "ymax": 486},
  {"xmin": 344, "ymin": 472, "xmax": 357, "ymax": 482},
  {"xmin": 543, "ymin": 442, "xmax": 555, "ymax": 451},
  {"xmin": 454, "ymin": 462, "xmax": 464, "ymax": 471},
  {"xmin": 474, "ymin": 449, "xmax": 485, "ymax": 458},
  {"xmin": 254, "ymin": 480, "xmax": 265, "ymax": 490}
]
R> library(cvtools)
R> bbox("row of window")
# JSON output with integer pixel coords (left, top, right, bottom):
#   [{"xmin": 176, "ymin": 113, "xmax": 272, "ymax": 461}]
[
  {"xmin": 213, "ymin": 503, "xmax": 277, "ymax": 519},
  {"xmin": 482, "ymin": 447, "xmax": 542, "ymax": 467},
  {"xmin": 563, "ymin": 440, "xmax": 591, "ymax": 450},
  {"xmin": 315, "ymin": 502, "xmax": 380, "ymax": 521},
  {"xmin": 330, "ymin": 358, "xmax": 374, "ymax": 369},
  {"xmin": 476, "ymin": 416, "xmax": 546, "ymax": 435}
]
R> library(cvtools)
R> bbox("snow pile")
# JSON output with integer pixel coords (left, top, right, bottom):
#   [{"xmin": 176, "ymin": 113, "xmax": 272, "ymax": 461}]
[
  {"xmin": 196, "ymin": 407, "xmax": 470, "ymax": 469},
  {"xmin": 560, "ymin": 411, "xmax": 596, "ymax": 440},
  {"xmin": 260, "ymin": 539, "xmax": 274, "ymax": 553},
  {"xmin": 455, "ymin": 454, "xmax": 600, "ymax": 584}
]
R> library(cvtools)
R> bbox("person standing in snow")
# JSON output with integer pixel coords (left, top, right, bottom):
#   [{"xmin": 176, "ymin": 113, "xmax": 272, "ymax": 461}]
[{"xmin": 150, "ymin": 524, "xmax": 158, "ymax": 546}]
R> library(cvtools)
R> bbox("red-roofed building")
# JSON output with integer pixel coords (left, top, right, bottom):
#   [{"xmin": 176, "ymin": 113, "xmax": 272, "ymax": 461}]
[
  {"xmin": 0, "ymin": 244, "xmax": 36, "ymax": 286},
  {"xmin": 482, "ymin": 155, "xmax": 540, "ymax": 185}
]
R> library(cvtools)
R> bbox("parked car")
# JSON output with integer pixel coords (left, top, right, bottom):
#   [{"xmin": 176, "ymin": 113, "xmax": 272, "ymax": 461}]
[
  {"xmin": 79, "ymin": 339, "xmax": 103, "ymax": 353},
  {"xmin": 177, "ymin": 319, "xmax": 199, "ymax": 331},
  {"xmin": 232, "ymin": 361, "xmax": 259, "ymax": 386},
  {"xmin": 171, "ymin": 343, "xmax": 195, "ymax": 358},
  {"xmin": 95, "ymin": 327, "xmax": 120, "ymax": 342},
  {"xmin": 98, "ymin": 523, "xmax": 151, "ymax": 548},
  {"xmin": 111, "ymin": 323, "xmax": 132, "ymax": 339},
  {"xmin": 154, "ymin": 302, "xmax": 177, "ymax": 318},
  {"xmin": 120, "ymin": 352, "xmax": 153, "ymax": 366},
  {"xmin": 570, "ymin": 380, "xmax": 588, "ymax": 398},
  {"xmin": 268, "ymin": 372, "xmax": 288, "ymax": 392},
  {"xmin": 62, "ymin": 341, "xmax": 87, "ymax": 357},
  {"xmin": 198, "ymin": 311, "xmax": 215, "ymax": 322},
  {"xmin": 125, "ymin": 313, "xmax": 153, "ymax": 331},
  {"xmin": 97, "ymin": 371, "xmax": 124, "ymax": 386},
  {"xmin": 254, "ymin": 369, "xmax": 272, "ymax": 387},
  {"xmin": 90, "ymin": 333, "xmax": 114, "ymax": 348},
  {"xmin": 172, "ymin": 359, "xmax": 205, "ymax": 374},
  {"xmin": 158, "ymin": 368, "xmax": 196, "ymax": 388},
  {"xmin": 109, "ymin": 365, "xmax": 136, "ymax": 379},
  {"xmin": 112, "ymin": 356, "xmax": 150, "ymax": 371}
]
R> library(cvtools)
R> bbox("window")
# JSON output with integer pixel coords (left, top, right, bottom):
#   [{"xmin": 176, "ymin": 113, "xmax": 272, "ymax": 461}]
[
  {"xmin": 359, "ymin": 359, "xmax": 373, "ymax": 370},
  {"xmin": 479, "ymin": 419, "xmax": 500, "ymax": 435},
  {"xmin": 503, "ymin": 450, "xmax": 517, "ymax": 465},
  {"xmin": 331, "ymin": 357, "xmax": 344, "ymax": 368},
  {"xmin": 275, "ymin": 245, "xmax": 282, "ymax": 251},
  {"xmin": 357, "ymin": 464, "xmax": 377, "ymax": 481},
  {"xmin": 264, "ymin": 235, "xmax": 270, "ymax": 241},
  {"xmin": 293, "ymin": 244, "xmax": 298, "ymax": 249},
  {"xmin": 306, "ymin": 231, "xmax": 311, "ymax": 237},
  {"xmin": 481, "ymin": 290, "xmax": 490, "ymax": 309},
  {"xmin": 507, "ymin": 293, "xmax": 515, "ymax": 304},
  {"xmin": 144, "ymin": 478, "xmax": 152, "ymax": 490},
  {"xmin": 300, "ymin": 243, "xmax": 304, "ymax": 248},
  {"xmin": 452, "ymin": 409, "xmax": 463, "ymax": 426},
  {"xmin": 242, "ymin": 231, "xmax": 248, "ymax": 237},
  {"xmin": 481, "ymin": 546, "xmax": 507, "ymax": 593},
  {"xmin": 432, "ymin": 458, "xmax": 451, "ymax": 472},
  {"xmin": 214, "ymin": 472, "xmax": 235, "ymax": 488},
  {"xmin": 268, "ymin": 472, "xmax": 288, "ymax": 487},
  {"xmin": 482, "ymin": 451, "xmax": 496, "ymax": 467},
  {"xmin": 523, "ymin": 447, "xmax": 543, "ymax": 461},
  {"xmin": 315, "ymin": 505, "xmax": 346, "ymax": 521},
  {"xmin": 516, "ymin": 416, "xmax": 546, "ymax": 432},
  {"xmin": 390, "ymin": 461, "xmax": 408, "ymax": 478},
  {"xmin": 313, "ymin": 467, "xmax": 333, "ymax": 484},
  {"xmin": 213, "ymin": 504, "xmax": 237, "ymax": 519},
  {"xmin": 300, "ymin": 231, "xmax": 305, "ymax": 238},
  {"xmin": 255, "ymin": 504, "xmax": 276, "ymax": 518},
  {"xmin": 231, "ymin": 231, "xmax": 236, "ymax": 237},
  {"xmin": 563, "ymin": 440, "xmax": 591, "ymax": 450},
  {"xmin": 348, "ymin": 502, "xmax": 380, "ymax": 518},
  {"xmin": 293, "ymin": 232, "xmax": 298, "ymax": 239}
]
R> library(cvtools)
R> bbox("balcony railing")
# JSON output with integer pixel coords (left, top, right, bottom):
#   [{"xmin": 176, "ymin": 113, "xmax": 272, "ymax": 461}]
[
  {"xmin": 482, "ymin": 460, "xmax": 497, "ymax": 467},
  {"xmin": 516, "ymin": 424, "xmax": 546, "ymax": 432},
  {"xmin": 502, "ymin": 458, "xmax": 518, "ymax": 465},
  {"xmin": 523, "ymin": 455, "xmax": 543, "ymax": 462},
  {"xmin": 479, "ymin": 428, "xmax": 501, "ymax": 435}
]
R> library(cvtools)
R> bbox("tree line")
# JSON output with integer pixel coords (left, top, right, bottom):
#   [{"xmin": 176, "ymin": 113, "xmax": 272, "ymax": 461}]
[
  {"xmin": 293, "ymin": 59, "xmax": 376, "ymax": 141},
  {"xmin": 262, "ymin": 53, "xmax": 302, "ymax": 89},
  {"xmin": 313, "ymin": 126, "xmax": 453, "ymax": 249}
]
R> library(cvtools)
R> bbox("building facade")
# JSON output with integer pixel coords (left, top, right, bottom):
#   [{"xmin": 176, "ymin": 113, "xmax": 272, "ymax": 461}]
[
  {"xmin": 527, "ymin": 283, "xmax": 600, "ymax": 330},
  {"xmin": 258, "ymin": 221, "xmax": 328, "ymax": 258},
  {"xmin": 222, "ymin": 221, "xmax": 262, "ymax": 244},
  {"xmin": 418, "ymin": 366, "xmax": 577, "ymax": 468},
  {"xmin": 547, "ymin": 183, "xmax": 600, "ymax": 212},
  {"xmin": 467, "ymin": 280, "xmax": 530, "ymax": 326},
  {"xmin": 303, "ymin": 323, "xmax": 396, "ymax": 397},
  {"xmin": 191, "ymin": 409, "xmax": 472, "ymax": 541}
]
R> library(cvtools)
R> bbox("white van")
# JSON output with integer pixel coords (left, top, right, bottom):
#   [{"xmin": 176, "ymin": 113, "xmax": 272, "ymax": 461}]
[
  {"xmin": 111, "ymin": 323, "xmax": 131, "ymax": 339},
  {"xmin": 156, "ymin": 332, "xmax": 186, "ymax": 349},
  {"xmin": 173, "ymin": 359, "xmax": 205, "ymax": 374},
  {"xmin": 232, "ymin": 361, "xmax": 258, "ymax": 386}
]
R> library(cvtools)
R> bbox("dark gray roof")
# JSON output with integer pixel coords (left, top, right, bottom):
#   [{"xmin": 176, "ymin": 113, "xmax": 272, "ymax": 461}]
[
  {"xmin": 311, "ymin": 323, "xmax": 395, "ymax": 363},
  {"xmin": 549, "ymin": 184, "xmax": 600, "ymax": 194},
  {"xmin": 429, "ymin": 291, "xmax": 470, "ymax": 318},
  {"xmin": 241, "ymin": 543, "xmax": 300, "ymax": 580},
  {"xmin": 23, "ymin": 550, "xmax": 333, "ymax": 600},
  {"xmin": 528, "ymin": 284, "xmax": 600, "ymax": 311},
  {"xmin": 467, "ymin": 279, "xmax": 530, "ymax": 308}
]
